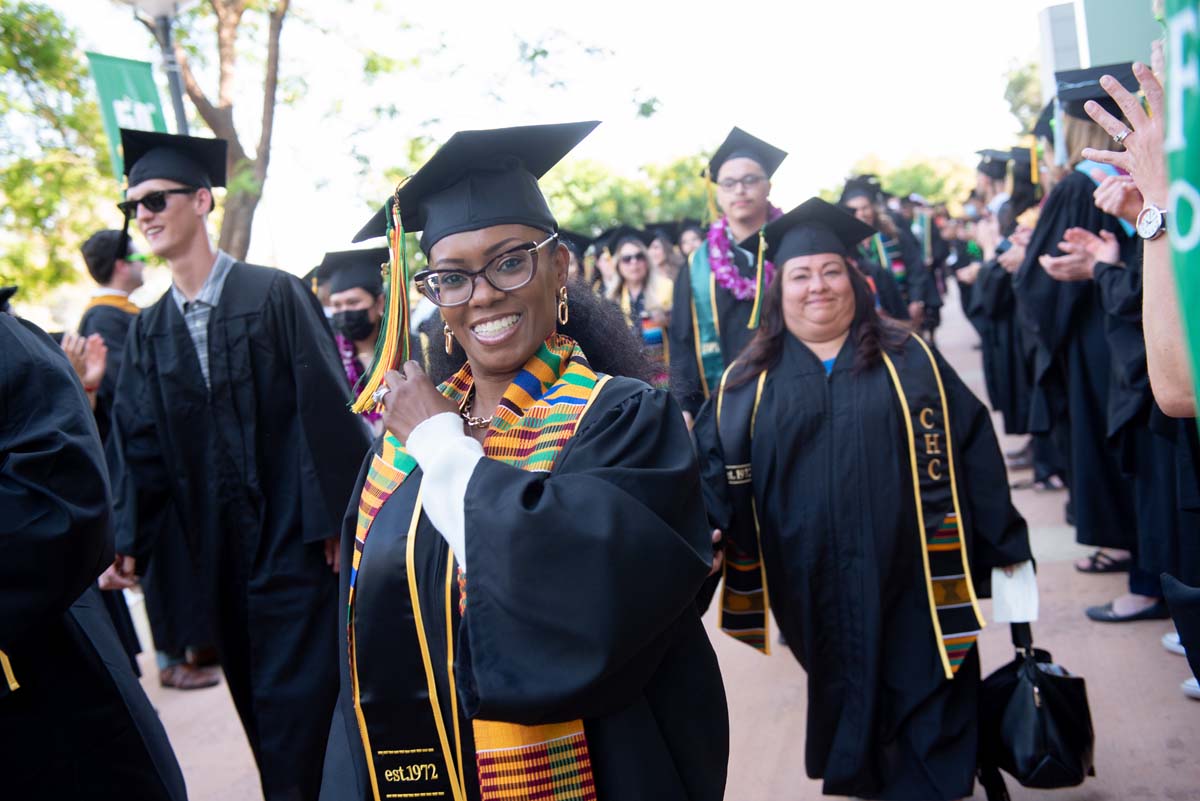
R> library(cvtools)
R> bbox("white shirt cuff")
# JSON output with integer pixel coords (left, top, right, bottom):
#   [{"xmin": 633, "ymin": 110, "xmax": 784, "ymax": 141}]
[
  {"xmin": 405, "ymin": 412, "xmax": 484, "ymax": 568},
  {"xmin": 991, "ymin": 561, "xmax": 1039, "ymax": 623}
]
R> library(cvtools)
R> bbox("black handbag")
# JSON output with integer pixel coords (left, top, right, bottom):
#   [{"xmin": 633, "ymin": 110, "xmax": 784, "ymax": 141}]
[{"xmin": 977, "ymin": 623, "xmax": 1096, "ymax": 801}]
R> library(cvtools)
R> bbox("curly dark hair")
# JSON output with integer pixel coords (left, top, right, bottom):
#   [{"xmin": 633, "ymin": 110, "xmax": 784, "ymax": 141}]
[
  {"xmin": 727, "ymin": 256, "xmax": 909, "ymax": 389},
  {"xmin": 419, "ymin": 276, "xmax": 655, "ymax": 385}
]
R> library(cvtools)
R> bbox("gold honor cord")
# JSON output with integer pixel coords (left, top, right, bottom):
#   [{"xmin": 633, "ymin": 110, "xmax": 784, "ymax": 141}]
[
  {"xmin": 0, "ymin": 650, "xmax": 17, "ymax": 691},
  {"xmin": 444, "ymin": 554, "xmax": 467, "ymax": 798},
  {"xmin": 405, "ymin": 491, "xmax": 466, "ymax": 801}
]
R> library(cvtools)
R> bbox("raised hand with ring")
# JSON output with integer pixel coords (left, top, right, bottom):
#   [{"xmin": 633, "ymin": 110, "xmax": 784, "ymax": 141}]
[{"xmin": 380, "ymin": 360, "xmax": 459, "ymax": 443}]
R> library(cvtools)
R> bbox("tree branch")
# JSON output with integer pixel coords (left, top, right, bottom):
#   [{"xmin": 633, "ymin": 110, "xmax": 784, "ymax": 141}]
[
  {"xmin": 173, "ymin": 45, "xmax": 219, "ymax": 129},
  {"xmin": 255, "ymin": 0, "xmax": 289, "ymax": 183}
]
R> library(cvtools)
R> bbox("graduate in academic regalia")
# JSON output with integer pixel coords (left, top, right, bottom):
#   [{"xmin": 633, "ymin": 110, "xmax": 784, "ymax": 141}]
[
  {"xmin": 694, "ymin": 198, "xmax": 1034, "ymax": 800},
  {"xmin": 669, "ymin": 127, "xmax": 787, "ymax": 419},
  {"xmin": 104, "ymin": 129, "xmax": 373, "ymax": 801},
  {"xmin": 79, "ymin": 229, "xmax": 221, "ymax": 689},
  {"xmin": 316, "ymin": 247, "xmax": 394, "ymax": 438},
  {"xmin": 0, "ymin": 313, "xmax": 186, "ymax": 801},
  {"xmin": 1013, "ymin": 64, "xmax": 1141, "ymax": 561},
  {"xmin": 320, "ymin": 122, "xmax": 728, "ymax": 801},
  {"xmin": 839, "ymin": 178, "xmax": 911, "ymax": 321}
]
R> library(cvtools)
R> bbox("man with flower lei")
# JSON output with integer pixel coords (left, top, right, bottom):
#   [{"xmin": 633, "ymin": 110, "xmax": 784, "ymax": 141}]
[{"xmin": 668, "ymin": 127, "xmax": 787, "ymax": 424}]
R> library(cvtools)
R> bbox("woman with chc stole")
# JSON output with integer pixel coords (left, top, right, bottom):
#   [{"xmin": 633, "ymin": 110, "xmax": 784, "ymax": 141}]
[
  {"xmin": 695, "ymin": 198, "xmax": 1034, "ymax": 800},
  {"xmin": 319, "ymin": 121, "xmax": 728, "ymax": 801}
]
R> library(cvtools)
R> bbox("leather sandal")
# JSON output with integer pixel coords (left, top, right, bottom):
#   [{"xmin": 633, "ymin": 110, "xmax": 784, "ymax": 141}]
[{"xmin": 1074, "ymin": 549, "xmax": 1132, "ymax": 574}]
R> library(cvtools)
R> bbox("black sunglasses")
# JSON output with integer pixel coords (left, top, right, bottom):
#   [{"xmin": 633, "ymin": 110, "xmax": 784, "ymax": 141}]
[
  {"xmin": 620, "ymin": 252, "xmax": 647, "ymax": 263},
  {"xmin": 117, "ymin": 187, "xmax": 199, "ymax": 218}
]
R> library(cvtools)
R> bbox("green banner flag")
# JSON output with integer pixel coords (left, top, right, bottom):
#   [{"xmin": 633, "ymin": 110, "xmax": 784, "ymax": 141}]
[{"xmin": 85, "ymin": 52, "xmax": 167, "ymax": 180}]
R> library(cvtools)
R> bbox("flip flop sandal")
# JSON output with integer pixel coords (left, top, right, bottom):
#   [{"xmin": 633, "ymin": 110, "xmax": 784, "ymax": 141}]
[
  {"xmin": 1075, "ymin": 549, "xmax": 1133, "ymax": 574},
  {"xmin": 1033, "ymin": 476, "xmax": 1066, "ymax": 492},
  {"xmin": 1085, "ymin": 600, "xmax": 1171, "ymax": 623}
]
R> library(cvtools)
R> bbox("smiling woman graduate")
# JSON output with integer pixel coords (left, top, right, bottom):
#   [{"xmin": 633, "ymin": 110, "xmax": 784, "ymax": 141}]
[
  {"xmin": 319, "ymin": 122, "xmax": 728, "ymax": 801},
  {"xmin": 694, "ymin": 199, "xmax": 1035, "ymax": 801}
]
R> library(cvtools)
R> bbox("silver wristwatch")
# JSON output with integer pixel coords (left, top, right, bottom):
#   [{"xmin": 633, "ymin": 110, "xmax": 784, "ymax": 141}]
[{"xmin": 1136, "ymin": 204, "xmax": 1168, "ymax": 241}]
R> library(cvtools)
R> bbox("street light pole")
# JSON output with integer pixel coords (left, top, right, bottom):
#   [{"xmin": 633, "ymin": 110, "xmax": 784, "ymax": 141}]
[{"xmin": 152, "ymin": 14, "xmax": 189, "ymax": 135}]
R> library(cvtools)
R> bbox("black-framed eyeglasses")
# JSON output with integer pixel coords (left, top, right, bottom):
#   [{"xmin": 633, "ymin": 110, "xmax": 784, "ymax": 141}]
[
  {"xmin": 717, "ymin": 174, "xmax": 766, "ymax": 192},
  {"xmin": 117, "ymin": 187, "xmax": 199, "ymax": 218},
  {"xmin": 414, "ymin": 232, "xmax": 558, "ymax": 308}
]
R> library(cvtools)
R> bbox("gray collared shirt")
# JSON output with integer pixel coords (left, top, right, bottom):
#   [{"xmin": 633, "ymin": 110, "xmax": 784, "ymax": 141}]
[{"xmin": 171, "ymin": 250, "xmax": 235, "ymax": 389}]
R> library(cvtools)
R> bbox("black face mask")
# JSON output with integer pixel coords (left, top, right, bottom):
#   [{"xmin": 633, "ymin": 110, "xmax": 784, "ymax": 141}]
[{"xmin": 332, "ymin": 309, "xmax": 377, "ymax": 342}]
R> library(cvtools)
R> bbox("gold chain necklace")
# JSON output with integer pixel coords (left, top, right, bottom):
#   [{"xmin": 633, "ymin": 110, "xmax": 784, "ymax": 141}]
[{"xmin": 459, "ymin": 387, "xmax": 493, "ymax": 429}]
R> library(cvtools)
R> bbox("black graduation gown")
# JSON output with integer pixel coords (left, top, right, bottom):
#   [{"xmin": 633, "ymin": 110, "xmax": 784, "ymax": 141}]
[
  {"xmin": 321, "ymin": 378, "xmax": 729, "ymax": 801},
  {"xmin": 888, "ymin": 211, "xmax": 942, "ymax": 321},
  {"xmin": 974, "ymin": 261, "xmax": 1033, "ymax": 435},
  {"xmin": 668, "ymin": 244, "xmax": 758, "ymax": 415},
  {"xmin": 0, "ymin": 314, "xmax": 185, "ymax": 801},
  {"xmin": 1093, "ymin": 255, "xmax": 1200, "ymax": 584},
  {"xmin": 79, "ymin": 301, "xmax": 145, "ymax": 671},
  {"xmin": 109, "ymin": 261, "xmax": 373, "ymax": 801},
  {"xmin": 1013, "ymin": 171, "xmax": 1137, "ymax": 548},
  {"xmin": 854, "ymin": 256, "xmax": 911, "ymax": 321},
  {"xmin": 694, "ymin": 334, "xmax": 1032, "ymax": 800}
]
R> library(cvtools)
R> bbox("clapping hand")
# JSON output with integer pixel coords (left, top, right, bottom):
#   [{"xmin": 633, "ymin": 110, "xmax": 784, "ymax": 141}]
[
  {"xmin": 1040, "ymin": 228, "xmax": 1121, "ymax": 282},
  {"xmin": 60, "ymin": 332, "xmax": 108, "ymax": 387},
  {"xmin": 1090, "ymin": 172, "xmax": 1143, "ymax": 226}
]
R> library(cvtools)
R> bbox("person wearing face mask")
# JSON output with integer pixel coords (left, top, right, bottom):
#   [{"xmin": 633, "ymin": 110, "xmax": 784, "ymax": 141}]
[
  {"xmin": 694, "ymin": 198, "xmax": 1034, "ymax": 801},
  {"xmin": 319, "ymin": 248, "xmax": 393, "ymax": 437},
  {"xmin": 668, "ymin": 127, "xmax": 787, "ymax": 423}
]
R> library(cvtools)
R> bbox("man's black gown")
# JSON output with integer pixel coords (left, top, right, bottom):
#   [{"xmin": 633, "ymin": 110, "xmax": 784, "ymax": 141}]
[
  {"xmin": 110, "ymin": 261, "xmax": 372, "ymax": 800},
  {"xmin": 973, "ymin": 261, "xmax": 1033, "ymax": 435},
  {"xmin": 695, "ymin": 334, "xmax": 1032, "ymax": 800},
  {"xmin": 1013, "ymin": 171, "xmax": 1137, "ymax": 548},
  {"xmin": 82, "ymin": 301, "xmax": 214, "ymax": 668},
  {"xmin": 321, "ymin": 378, "xmax": 729, "ymax": 801},
  {"xmin": 0, "ymin": 314, "xmax": 185, "ymax": 801},
  {"xmin": 669, "ymin": 243, "xmax": 758, "ymax": 415}
]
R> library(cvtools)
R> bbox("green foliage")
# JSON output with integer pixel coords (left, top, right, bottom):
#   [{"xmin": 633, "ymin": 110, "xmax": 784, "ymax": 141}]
[
  {"xmin": 542, "ymin": 154, "xmax": 709, "ymax": 236},
  {"xmin": 1003, "ymin": 60, "xmax": 1043, "ymax": 134},
  {"xmin": 0, "ymin": 0, "xmax": 118, "ymax": 297},
  {"xmin": 820, "ymin": 155, "xmax": 975, "ymax": 208}
]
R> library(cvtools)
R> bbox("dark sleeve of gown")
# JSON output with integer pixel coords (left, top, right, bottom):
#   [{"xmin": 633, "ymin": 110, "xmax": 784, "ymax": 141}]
[
  {"xmin": 457, "ymin": 381, "xmax": 714, "ymax": 724},
  {"xmin": 79, "ymin": 307, "xmax": 135, "ymax": 442},
  {"xmin": 872, "ymin": 266, "xmax": 910, "ymax": 321},
  {"xmin": 936, "ymin": 348, "xmax": 1034, "ymax": 594},
  {"xmin": 269, "ymin": 275, "xmax": 373, "ymax": 543},
  {"xmin": 668, "ymin": 257, "xmax": 705, "ymax": 415},
  {"xmin": 106, "ymin": 319, "xmax": 173, "ymax": 564},
  {"xmin": 0, "ymin": 316, "xmax": 111, "ymax": 647}
]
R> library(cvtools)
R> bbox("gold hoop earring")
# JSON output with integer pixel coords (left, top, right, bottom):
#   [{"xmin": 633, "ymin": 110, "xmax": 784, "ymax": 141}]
[
  {"xmin": 444, "ymin": 323, "xmax": 454, "ymax": 355},
  {"xmin": 557, "ymin": 286, "xmax": 569, "ymax": 326}
]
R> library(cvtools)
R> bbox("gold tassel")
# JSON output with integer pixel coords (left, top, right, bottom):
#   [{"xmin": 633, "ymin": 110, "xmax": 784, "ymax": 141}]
[
  {"xmin": 746, "ymin": 228, "xmax": 768, "ymax": 330},
  {"xmin": 350, "ymin": 195, "xmax": 411, "ymax": 414}
]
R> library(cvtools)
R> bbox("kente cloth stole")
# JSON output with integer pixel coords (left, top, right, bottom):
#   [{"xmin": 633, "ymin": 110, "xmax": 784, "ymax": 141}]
[
  {"xmin": 348, "ymin": 334, "xmax": 605, "ymax": 801},
  {"xmin": 880, "ymin": 335, "xmax": 985, "ymax": 679},
  {"xmin": 688, "ymin": 246, "xmax": 726, "ymax": 399},
  {"xmin": 714, "ymin": 363, "xmax": 772, "ymax": 655},
  {"xmin": 84, "ymin": 294, "xmax": 141, "ymax": 316}
]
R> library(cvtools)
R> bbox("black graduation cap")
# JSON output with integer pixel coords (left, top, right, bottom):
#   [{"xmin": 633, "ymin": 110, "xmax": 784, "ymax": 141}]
[
  {"xmin": 1032, "ymin": 101, "xmax": 1055, "ymax": 140},
  {"xmin": 839, "ymin": 176, "xmax": 882, "ymax": 206},
  {"xmin": 645, "ymin": 222, "xmax": 680, "ymax": 244},
  {"xmin": 353, "ymin": 121, "xmax": 599, "ymax": 252},
  {"xmin": 1055, "ymin": 62, "xmax": 1138, "ymax": 121},
  {"xmin": 740, "ymin": 197, "xmax": 877, "ymax": 265},
  {"xmin": 558, "ymin": 229, "xmax": 593, "ymax": 259},
  {"xmin": 679, "ymin": 218, "xmax": 705, "ymax": 237},
  {"xmin": 1009, "ymin": 146, "xmax": 1040, "ymax": 186},
  {"xmin": 706, "ymin": 127, "xmax": 788, "ymax": 182},
  {"xmin": 0, "ymin": 285, "xmax": 16, "ymax": 314},
  {"xmin": 316, "ymin": 247, "xmax": 391, "ymax": 296},
  {"xmin": 599, "ymin": 225, "xmax": 651, "ymax": 254},
  {"xmin": 120, "ymin": 128, "xmax": 228, "ymax": 188},
  {"xmin": 976, "ymin": 149, "xmax": 1011, "ymax": 180}
]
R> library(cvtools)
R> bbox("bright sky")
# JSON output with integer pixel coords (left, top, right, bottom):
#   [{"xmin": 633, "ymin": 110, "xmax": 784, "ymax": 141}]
[{"xmin": 57, "ymin": 0, "xmax": 1051, "ymax": 275}]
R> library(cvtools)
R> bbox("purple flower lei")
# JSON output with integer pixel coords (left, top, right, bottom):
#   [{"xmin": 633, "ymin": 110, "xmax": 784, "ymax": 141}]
[{"xmin": 705, "ymin": 204, "xmax": 784, "ymax": 300}]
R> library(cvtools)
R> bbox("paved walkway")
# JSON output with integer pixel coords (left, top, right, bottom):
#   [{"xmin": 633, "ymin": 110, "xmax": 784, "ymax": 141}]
[{"xmin": 128, "ymin": 282, "xmax": 1199, "ymax": 800}]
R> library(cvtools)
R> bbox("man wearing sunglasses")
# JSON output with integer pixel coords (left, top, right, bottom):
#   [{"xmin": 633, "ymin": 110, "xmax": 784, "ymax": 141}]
[{"xmin": 103, "ymin": 129, "xmax": 372, "ymax": 801}]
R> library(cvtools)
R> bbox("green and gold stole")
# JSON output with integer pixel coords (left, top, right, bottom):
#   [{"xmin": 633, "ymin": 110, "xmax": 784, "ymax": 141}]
[
  {"xmin": 347, "ymin": 334, "xmax": 610, "ymax": 801},
  {"xmin": 688, "ymin": 246, "xmax": 725, "ymax": 400},
  {"xmin": 716, "ymin": 335, "xmax": 985, "ymax": 680}
]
